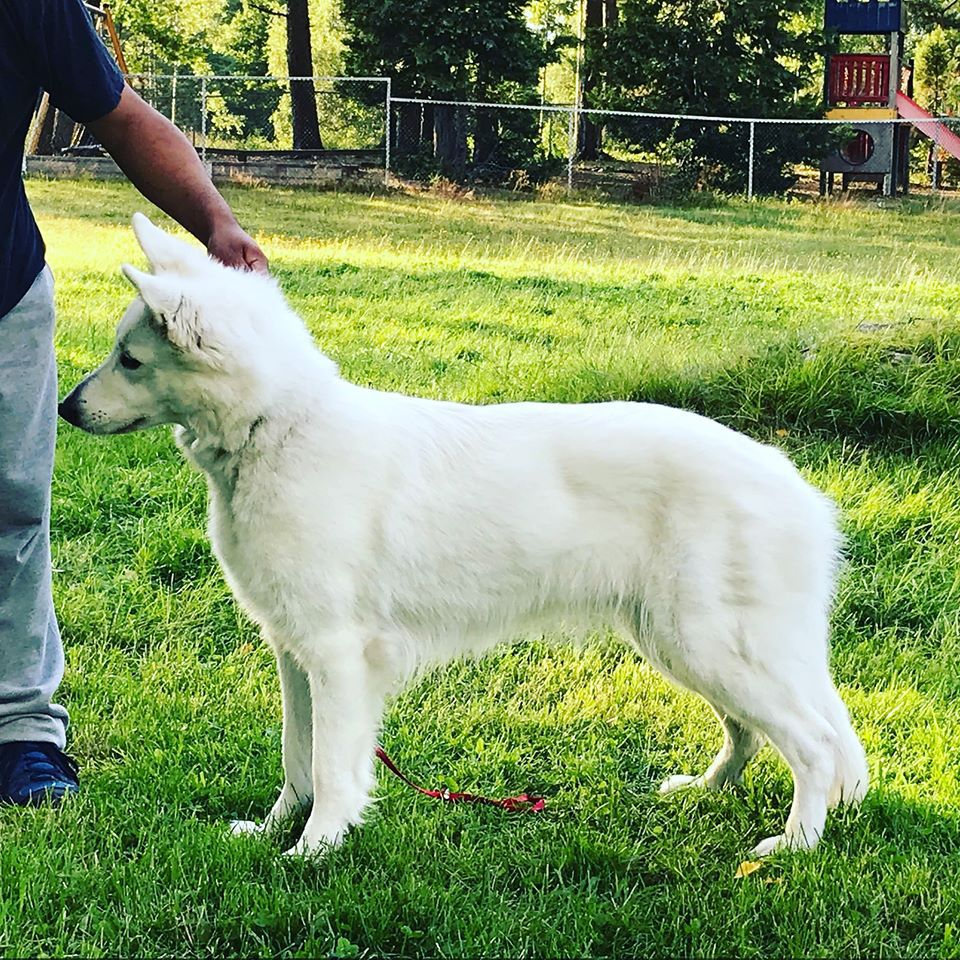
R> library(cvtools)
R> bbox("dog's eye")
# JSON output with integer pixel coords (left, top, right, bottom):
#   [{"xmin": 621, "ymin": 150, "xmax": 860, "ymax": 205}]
[{"xmin": 119, "ymin": 351, "xmax": 142, "ymax": 371}]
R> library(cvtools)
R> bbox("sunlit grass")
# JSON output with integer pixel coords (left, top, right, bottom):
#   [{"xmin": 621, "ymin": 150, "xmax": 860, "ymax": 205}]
[{"xmin": 1, "ymin": 178, "xmax": 958, "ymax": 957}]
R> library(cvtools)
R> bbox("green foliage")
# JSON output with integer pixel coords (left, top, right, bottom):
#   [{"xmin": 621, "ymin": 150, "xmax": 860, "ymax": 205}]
[
  {"xmin": 112, "ymin": 0, "xmax": 281, "ymax": 144},
  {"xmin": 915, "ymin": 26, "xmax": 957, "ymax": 113},
  {"xmin": 110, "ymin": 0, "xmax": 208, "ymax": 70},
  {"xmin": 111, "ymin": 0, "xmax": 262, "ymax": 74},
  {"xmin": 591, "ymin": 0, "xmax": 823, "ymax": 116},
  {"xmin": 908, "ymin": 0, "xmax": 960, "ymax": 34},
  {"xmin": 342, "ymin": 0, "xmax": 547, "ymax": 99},
  {"xmin": 341, "ymin": 0, "xmax": 555, "ymax": 179},
  {"xmin": 590, "ymin": 0, "xmax": 825, "ymax": 193}
]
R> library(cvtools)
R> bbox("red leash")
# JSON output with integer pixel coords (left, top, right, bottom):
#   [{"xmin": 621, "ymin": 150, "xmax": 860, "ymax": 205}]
[{"xmin": 375, "ymin": 746, "xmax": 546, "ymax": 813}]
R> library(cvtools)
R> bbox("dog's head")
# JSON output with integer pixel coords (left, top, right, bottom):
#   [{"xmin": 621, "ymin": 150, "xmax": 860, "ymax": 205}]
[{"xmin": 59, "ymin": 214, "xmax": 316, "ymax": 436}]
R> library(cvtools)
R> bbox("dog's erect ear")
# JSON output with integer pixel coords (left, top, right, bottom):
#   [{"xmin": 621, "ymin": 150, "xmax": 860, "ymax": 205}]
[
  {"xmin": 131, "ymin": 212, "xmax": 211, "ymax": 276},
  {"xmin": 121, "ymin": 263, "xmax": 206, "ymax": 354},
  {"xmin": 122, "ymin": 263, "xmax": 182, "ymax": 316}
]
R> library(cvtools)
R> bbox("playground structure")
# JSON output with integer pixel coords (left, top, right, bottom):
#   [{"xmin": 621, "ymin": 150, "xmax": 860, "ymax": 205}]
[
  {"xmin": 84, "ymin": 1, "xmax": 128, "ymax": 73},
  {"xmin": 27, "ymin": 2, "xmax": 127, "ymax": 156},
  {"xmin": 820, "ymin": 0, "xmax": 960, "ymax": 195}
]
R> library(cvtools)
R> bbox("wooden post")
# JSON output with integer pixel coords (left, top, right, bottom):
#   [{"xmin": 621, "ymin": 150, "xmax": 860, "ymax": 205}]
[
  {"xmin": 102, "ymin": 5, "xmax": 129, "ymax": 75},
  {"xmin": 886, "ymin": 30, "xmax": 900, "ymax": 196},
  {"xmin": 887, "ymin": 31, "xmax": 899, "ymax": 110}
]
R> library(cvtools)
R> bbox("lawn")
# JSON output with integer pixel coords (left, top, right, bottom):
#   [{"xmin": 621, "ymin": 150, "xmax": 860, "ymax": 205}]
[{"xmin": 2, "ymin": 179, "xmax": 959, "ymax": 957}]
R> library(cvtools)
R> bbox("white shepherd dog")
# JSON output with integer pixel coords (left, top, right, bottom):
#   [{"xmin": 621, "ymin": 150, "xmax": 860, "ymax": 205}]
[{"xmin": 60, "ymin": 214, "xmax": 868, "ymax": 858}]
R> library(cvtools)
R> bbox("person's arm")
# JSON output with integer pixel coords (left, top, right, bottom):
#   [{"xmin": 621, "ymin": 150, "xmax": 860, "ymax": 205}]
[{"xmin": 88, "ymin": 86, "xmax": 268, "ymax": 273}]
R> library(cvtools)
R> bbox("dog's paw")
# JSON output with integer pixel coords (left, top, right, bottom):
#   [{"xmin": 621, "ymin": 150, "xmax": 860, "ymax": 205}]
[
  {"xmin": 751, "ymin": 833, "xmax": 791, "ymax": 857},
  {"xmin": 282, "ymin": 820, "xmax": 348, "ymax": 858},
  {"xmin": 282, "ymin": 833, "xmax": 343, "ymax": 859},
  {"xmin": 751, "ymin": 832, "xmax": 817, "ymax": 857},
  {"xmin": 658, "ymin": 774, "xmax": 702, "ymax": 795},
  {"xmin": 228, "ymin": 819, "xmax": 268, "ymax": 837}
]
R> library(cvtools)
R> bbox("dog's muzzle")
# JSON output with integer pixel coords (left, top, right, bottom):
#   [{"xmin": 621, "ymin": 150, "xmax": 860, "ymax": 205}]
[{"xmin": 58, "ymin": 390, "xmax": 83, "ymax": 427}]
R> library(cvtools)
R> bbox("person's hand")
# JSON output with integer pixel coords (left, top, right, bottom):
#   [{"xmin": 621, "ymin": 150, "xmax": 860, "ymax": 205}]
[{"xmin": 206, "ymin": 220, "xmax": 269, "ymax": 273}]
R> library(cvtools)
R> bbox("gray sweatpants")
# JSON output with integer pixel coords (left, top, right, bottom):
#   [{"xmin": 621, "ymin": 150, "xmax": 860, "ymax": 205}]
[{"xmin": 0, "ymin": 266, "xmax": 67, "ymax": 748}]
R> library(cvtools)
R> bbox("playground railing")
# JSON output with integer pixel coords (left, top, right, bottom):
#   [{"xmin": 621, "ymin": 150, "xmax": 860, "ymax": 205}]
[
  {"xmin": 828, "ymin": 54, "xmax": 890, "ymax": 106},
  {"xmin": 24, "ymin": 74, "xmax": 960, "ymax": 198}
]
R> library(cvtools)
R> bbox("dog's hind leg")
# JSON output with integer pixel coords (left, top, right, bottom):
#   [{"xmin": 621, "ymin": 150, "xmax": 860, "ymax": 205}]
[
  {"xmin": 659, "ymin": 705, "xmax": 765, "ymax": 795},
  {"xmin": 647, "ymin": 602, "xmax": 853, "ymax": 855},
  {"xmin": 231, "ymin": 649, "xmax": 314, "ymax": 838},
  {"xmin": 745, "ymin": 692, "xmax": 838, "ymax": 857},
  {"xmin": 727, "ymin": 618, "xmax": 865, "ymax": 854},
  {"xmin": 669, "ymin": 666, "xmax": 837, "ymax": 855}
]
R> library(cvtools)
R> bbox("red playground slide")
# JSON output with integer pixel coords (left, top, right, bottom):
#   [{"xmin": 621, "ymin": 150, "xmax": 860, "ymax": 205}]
[{"xmin": 897, "ymin": 91, "xmax": 960, "ymax": 160}]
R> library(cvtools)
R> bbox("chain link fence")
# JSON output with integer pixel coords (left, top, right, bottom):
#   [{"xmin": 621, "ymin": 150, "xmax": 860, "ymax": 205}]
[
  {"xmin": 390, "ymin": 97, "xmax": 960, "ymax": 199},
  {"xmin": 24, "ymin": 75, "xmax": 960, "ymax": 198},
  {"xmin": 26, "ymin": 75, "xmax": 391, "ymax": 188}
]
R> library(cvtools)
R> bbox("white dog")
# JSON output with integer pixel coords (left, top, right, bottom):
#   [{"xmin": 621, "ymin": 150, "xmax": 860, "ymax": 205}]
[{"xmin": 60, "ymin": 214, "xmax": 868, "ymax": 858}]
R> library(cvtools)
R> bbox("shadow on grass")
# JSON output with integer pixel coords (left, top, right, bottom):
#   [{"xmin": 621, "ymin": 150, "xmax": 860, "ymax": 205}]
[{"xmin": 617, "ymin": 325, "xmax": 960, "ymax": 451}]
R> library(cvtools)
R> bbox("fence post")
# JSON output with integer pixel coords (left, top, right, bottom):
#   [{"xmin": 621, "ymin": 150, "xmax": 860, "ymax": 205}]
[
  {"xmin": 199, "ymin": 76, "xmax": 208, "ymax": 168},
  {"xmin": 933, "ymin": 145, "xmax": 941, "ymax": 193},
  {"xmin": 566, "ymin": 107, "xmax": 576, "ymax": 195},
  {"xmin": 384, "ymin": 77, "xmax": 392, "ymax": 188},
  {"xmin": 747, "ymin": 120, "xmax": 755, "ymax": 200}
]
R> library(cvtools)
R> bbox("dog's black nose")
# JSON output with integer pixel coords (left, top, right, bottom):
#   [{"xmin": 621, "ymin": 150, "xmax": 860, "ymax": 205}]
[{"xmin": 58, "ymin": 393, "xmax": 82, "ymax": 427}]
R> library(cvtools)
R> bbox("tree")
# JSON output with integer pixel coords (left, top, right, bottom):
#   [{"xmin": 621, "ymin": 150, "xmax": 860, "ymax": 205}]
[
  {"xmin": 284, "ymin": 0, "xmax": 324, "ymax": 148},
  {"xmin": 109, "ymin": 0, "xmax": 280, "ymax": 145},
  {"xmin": 579, "ymin": 0, "xmax": 619, "ymax": 159},
  {"xmin": 111, "ymin": 0, "xmax": 217, "ymax": 71},
  {"xmin": 342, "ymin": 0, "xmax": 552, "ymax": 177},
  {"xmin": 589, "ymin": 0, "xmax": 824, "ymax": 192},
  {"xmin": 908, "ymin": 0, "xmax": 960, "ymax": 33},
  {"xmin": 111, "ymin": 0, "xmax": 326, "ymax": 149},
  {"xmin": 914, "ymin": 26, "xmax": 958, "ymax": 182},
  {"xmin": 915, "ymin": 26, "xmax": 955, "ymax": 113},
  {"xmin": 247, "ymin": 0, "xmax": 325, "ymax": 147}
]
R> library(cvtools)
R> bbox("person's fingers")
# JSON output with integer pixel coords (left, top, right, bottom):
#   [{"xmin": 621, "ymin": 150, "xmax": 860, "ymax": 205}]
[
  {"xmin": 207, "ymin": 230, "xmax": 268, "ymax": 273},
  {"xmin": 244, "ymin": 242, "xmax": 270, "ymax": 273}
]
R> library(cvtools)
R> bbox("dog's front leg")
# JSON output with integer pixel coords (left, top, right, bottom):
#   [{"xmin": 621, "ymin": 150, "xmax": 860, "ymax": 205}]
[
  {"xmin": 284, "ymin": 643, "xmax": 380, "ymax": 857},
  {"xmin": 231, "ymin": 649, "xmax": 313, "ymax": 837}
]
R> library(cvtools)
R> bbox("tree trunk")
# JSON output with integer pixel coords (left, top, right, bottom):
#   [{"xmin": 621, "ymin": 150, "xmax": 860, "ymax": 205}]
[
  {"xmin": 473, "ymin": 65, "xmax": 497, "ymax": 165},
  {"xmin": 434, "ymin": 104, "xmax": 467, "ymax": 178},
  {"xmin": 395, "ymin": 102, "xmax": 423, "ymax": 155},
  {"xmin": 28, "ymin": 94, "xmax": 57, "ymax": 155},
  {"xmin": 474, "ymin": 110, "xmax": 498, "ymax": 165},
  {"xmin": 579, "ymin": 0, "xmax": 617, "ymax": 159},
  {"xmin": 286, "ymin": 0, "xmax": 323, "ymax": 149},
  {"xmin": 52, "ymin": 109, "xmax": 77, "ymax": 152}
]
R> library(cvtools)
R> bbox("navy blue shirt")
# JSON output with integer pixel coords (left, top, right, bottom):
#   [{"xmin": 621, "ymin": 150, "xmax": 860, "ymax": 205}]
[{"xmin": 1, "ymin": 0, "xmax": 124, "ymax": 318}]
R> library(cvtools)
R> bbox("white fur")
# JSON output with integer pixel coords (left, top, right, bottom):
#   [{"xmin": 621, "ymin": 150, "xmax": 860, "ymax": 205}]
[{"xmin": 61, "ymin": 214, "xmax": 868, "ymax": 858}]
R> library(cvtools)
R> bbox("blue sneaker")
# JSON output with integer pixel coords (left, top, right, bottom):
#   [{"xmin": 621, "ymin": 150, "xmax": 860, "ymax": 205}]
[{"xmin": 0, "ymin": 741, "xmax": 80, "ymax": 807}]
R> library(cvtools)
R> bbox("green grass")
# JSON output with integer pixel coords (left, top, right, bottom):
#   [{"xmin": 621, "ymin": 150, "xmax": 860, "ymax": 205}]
[{"xmin": 3, "ymin": 179, "xmax": 959, "ymax": 957}]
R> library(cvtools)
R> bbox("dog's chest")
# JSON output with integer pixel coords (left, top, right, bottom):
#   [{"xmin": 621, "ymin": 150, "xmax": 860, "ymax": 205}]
[
  {"xmin": 209, "ymin": 489, "xmax": 284, "ymax": 600},
  {"xmin": 205, "ymin": 474, "xmax": 353, "ymax": 640}
]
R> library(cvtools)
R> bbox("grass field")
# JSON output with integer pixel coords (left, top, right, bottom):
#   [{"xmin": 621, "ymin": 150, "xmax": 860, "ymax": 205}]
[{"xmin": 2, "ymin": 179, "xmax": 959, "ymax": 957}]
